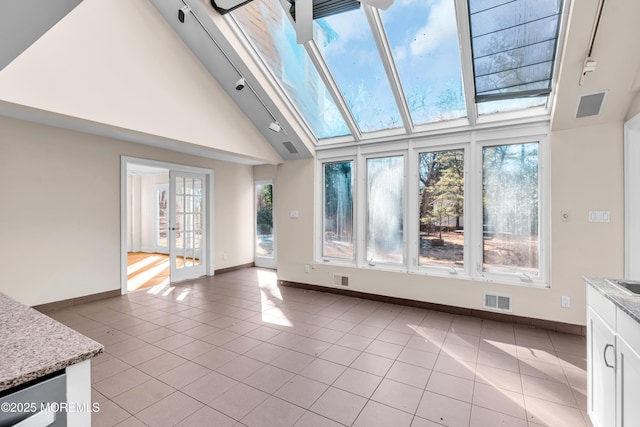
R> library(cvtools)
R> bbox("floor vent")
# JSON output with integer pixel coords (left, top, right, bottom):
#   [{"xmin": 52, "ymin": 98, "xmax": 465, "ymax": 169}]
[
  {"xmin": 333, "ymin": 274, "xmax": 349, "ymax": 287},
  {"xmin": 576, "ymin": 91, "xmax": 606, "ymax": 118},
  {"xmin": 483, "ymin": 292, "xmax": 512, "ymax": 312}
]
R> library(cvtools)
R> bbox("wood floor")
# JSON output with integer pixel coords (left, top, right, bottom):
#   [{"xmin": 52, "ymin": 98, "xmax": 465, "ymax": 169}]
[{"xmin": 127, "ymin": 252, "xmax": 170, "ymax": 292}]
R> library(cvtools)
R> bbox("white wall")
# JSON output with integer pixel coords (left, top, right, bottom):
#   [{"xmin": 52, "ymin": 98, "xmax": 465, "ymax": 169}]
[
  {"xmin": 0, "ymin": 0, "xmax": 282, "ymax": 165},
  {"xmin": 0, "ymin": 116, "xmax": 254, "ymax": 306},
  {"xmin": 127, "ymin": 174, "xmax": 170, "ymax": 254},
  {"xmin": 274, "ymin": 122, "xmax": 625, "ymax": 326}
]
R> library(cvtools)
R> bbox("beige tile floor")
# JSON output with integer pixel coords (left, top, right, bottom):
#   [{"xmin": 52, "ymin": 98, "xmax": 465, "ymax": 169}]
[{"xmin": 48, "ymin": 268, "xmax": 593, "ymax": 427}]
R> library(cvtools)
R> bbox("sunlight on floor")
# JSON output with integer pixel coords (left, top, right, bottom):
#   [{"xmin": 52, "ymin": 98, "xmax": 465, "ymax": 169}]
[
  {"xmin": 127, "ymin": 255, "xmax": 163, "ymax": 275},
  {"xmin": 128, "ymin": 260, "xmax": 170, "ymax": 291}
]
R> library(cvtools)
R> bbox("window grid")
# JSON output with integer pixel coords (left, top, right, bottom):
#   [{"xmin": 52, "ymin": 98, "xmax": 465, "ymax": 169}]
[{"xmin": 318, "ymin": 129, "xmax": 548, "ymax": 286}]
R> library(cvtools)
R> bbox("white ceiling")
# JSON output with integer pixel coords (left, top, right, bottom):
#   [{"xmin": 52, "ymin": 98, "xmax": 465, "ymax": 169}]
[{"xmin": 551, "ymin": 0, "xmax": 640, "ymax": 130}]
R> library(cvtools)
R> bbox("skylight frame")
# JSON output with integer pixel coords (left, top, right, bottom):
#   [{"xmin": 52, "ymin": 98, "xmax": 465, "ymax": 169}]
[
  {"xmin": 225, "ymin": 0, "xmax": 564, "ymax": 147},
  {"xmin": 467, "ymin": 0, "xmax": 564, "ymax": 104}
]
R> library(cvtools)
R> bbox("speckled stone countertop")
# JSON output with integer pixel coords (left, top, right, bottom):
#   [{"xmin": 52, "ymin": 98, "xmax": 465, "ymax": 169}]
[
  {"xmin": 0, "ymin": 292, "xmax": 103, "ymax": 392},
  {"xmin": 585, "ymin": 277, "xmax": 640, "ymax": 324}
]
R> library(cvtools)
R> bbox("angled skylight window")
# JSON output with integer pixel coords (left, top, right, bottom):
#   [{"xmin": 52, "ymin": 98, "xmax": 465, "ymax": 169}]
[
  {"xmin": 232, "ymin": 0, "xmax": 350, "ymax": 139},
  {"xmin": 468, "ymin": 0, "xmax": 563, "ymax": 103},
  {"xmin": 381, "ymin": 0, "xmax": 466, "ymax": 125},
  {"xmin": 315, "ymin": 9, "xmax": 402, "ymax": 133}
]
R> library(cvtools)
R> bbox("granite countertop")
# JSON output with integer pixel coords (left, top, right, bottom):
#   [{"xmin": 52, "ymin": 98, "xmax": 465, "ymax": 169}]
[
  {"xmin": 585, "ymin": 277, "xmax": 640, "ymax": 324},
  {"xmin": 0, "ymin": 292, "xmax": 103, "ymax": 392}
]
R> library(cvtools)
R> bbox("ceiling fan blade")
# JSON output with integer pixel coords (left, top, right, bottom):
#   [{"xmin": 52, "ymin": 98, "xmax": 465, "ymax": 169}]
[
  {"xmin": 295, "ymin": 0, "xmax": 313, "ymax": 44},
  {"xmin": 361, "ymin": 0, "xmax": 393, "ymax": 10}
]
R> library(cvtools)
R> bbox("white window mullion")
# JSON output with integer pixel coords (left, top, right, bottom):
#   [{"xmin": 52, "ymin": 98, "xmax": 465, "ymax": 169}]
[
  {"xmin": 363, "ymin": 6, "xmax": 414, "ymax": 135},
  {"xmin": 407, "ymin": 144, "xmax": 419, "ymax": 273},
  {"xmin": 467, "ymin": 132, "xmax": 483, "ymax": 279},
  {"xmin": 356, "ymin": 148, "xmax": 367, "ymax": 268},
  {"xmin": 454, "ymin": 0, "xmax": 478, "ymax": 126},
  {"xmin": 304, "ymin": 41, "xmax": 362, "ymax": 141}
]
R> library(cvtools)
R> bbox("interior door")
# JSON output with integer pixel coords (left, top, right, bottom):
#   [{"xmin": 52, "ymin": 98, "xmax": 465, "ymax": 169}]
[
  {"xmin": 170, "ymin": 171, "xmax": 206, "ymax": 282},
  {"xmin": 255, "ymin": 181, "xmax": 275, "ymax": 268}
]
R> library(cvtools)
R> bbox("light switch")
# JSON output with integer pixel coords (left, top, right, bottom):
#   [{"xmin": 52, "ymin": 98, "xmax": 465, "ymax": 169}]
[{"xmin": 588, "ymin": 210, "xmax": 611, "ymax": 223}]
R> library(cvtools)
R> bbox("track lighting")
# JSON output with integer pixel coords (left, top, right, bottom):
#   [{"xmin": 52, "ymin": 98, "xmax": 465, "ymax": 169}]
[
  {"xmin": 235, "ymin": 77, "xmax": 246, "ymax": 91},
  {"xmin": 178, "ymin": 5, "xmax": 190, "ymax": 23},
  {"xmin": 268, "ymin": 121, "xmax": 281, "ymax": 133}
]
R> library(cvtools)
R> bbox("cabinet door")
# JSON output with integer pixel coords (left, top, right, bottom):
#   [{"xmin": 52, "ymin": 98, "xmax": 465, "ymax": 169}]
[
  {"xmin": 617, "ymin": 336, "xmax": 640, "ymax": 427},
  {"xmin": 588, "ymin": 308, "xmax": 617, "ymax": 427}
]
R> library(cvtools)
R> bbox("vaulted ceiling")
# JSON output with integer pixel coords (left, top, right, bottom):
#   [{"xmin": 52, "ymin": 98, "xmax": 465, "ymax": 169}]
[{"xmin": 1, "ymin": 0, "xmax": 639, "ymax": 164}]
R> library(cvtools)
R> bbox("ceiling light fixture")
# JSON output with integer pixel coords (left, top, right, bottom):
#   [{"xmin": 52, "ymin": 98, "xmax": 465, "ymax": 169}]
[
  {"xmin": 269, "ymin": 121, "xmax": 281, "ymax": 133},
  {"xmin": 182, "ymin": 4, "xmax": 287, "ymax": 136},
  {"xmin": 178, "ymin": 5, "xmax": 190, "ymax": 23}
]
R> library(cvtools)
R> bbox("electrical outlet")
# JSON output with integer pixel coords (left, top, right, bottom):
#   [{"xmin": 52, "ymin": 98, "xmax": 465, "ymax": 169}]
[
  {"xmin": 223, "ymin": 253, "xmax": 228, "ymax": 260},
  {"xmin": 304, "ymin": 264, "xmax": 310, "ymax": 273},
  {"xmin": 561, "ymin": 296, "xmax": 570, "ymax": 308}
]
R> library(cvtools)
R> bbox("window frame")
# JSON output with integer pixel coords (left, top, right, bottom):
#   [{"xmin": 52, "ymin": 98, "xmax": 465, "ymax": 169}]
[
  {"xmin": 316, "ymin": 151, "xmax": 358, "ymax": 266},
  {"xmin": 153, "ymin": 184, "xmax": 169, "ymax": 251},
  {"xmin": 361, "ymin": 151, "xmax": 408, "ymax": 270},
  {"xmin": 316, "ymin": 124, "xmax": 549, "ymax": 287},
  {"xmin": 471, "ymin": 132, "xmax": 549, "ymax": 286},
  {"xmin": 412, "ymin": 142, "xmax": 468, "ymax": 277},
  {"xmin": 319, "ymin": 159, "xmax": 356, "ymax": 263}
]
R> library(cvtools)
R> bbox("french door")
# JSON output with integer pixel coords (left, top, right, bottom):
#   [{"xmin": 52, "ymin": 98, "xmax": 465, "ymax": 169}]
[{"xmin": 170, "ymin": 171, "xmax": 206, "ymax": 282}]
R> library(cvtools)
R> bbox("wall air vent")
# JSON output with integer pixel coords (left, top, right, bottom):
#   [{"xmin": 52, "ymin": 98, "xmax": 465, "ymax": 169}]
[
  {"xmin": 333, "ymin": 274, "xmax": 349, "ymax": 287},
  {"xmin": 483, "ymin": 292, "xmax": 512, "ymax": 312},
  {"xmin": 283, "ymin": 141, "xmax": 299, "ymax": 154},
  {"xmin": 576, "ymin": 91, "xmax": 607, "ymax": 118}
]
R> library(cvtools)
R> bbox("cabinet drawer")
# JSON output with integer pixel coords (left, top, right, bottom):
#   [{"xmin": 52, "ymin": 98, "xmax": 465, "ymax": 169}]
[{"xmin": 588, "ymin": 285, "xmax": 616, "ymax": 328}]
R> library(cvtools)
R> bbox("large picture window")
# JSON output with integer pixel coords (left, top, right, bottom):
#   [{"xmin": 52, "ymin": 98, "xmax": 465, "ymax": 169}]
[
  {"xmin": 482, "ymin": 142, "xmax": 539, "ymax": 276},
  {"xmin": 323, "ymin": 161, "xmax": 354, "ymax": 260},
  {"xmin": 418, "ymin": 149, "xmax": 464, "ymax": 269},
  {"xmin": 318, "ymin": 128, "xmax": 547, "ymax": 286},
  {"xmin": 367, "ymin": 156, "xmax": 404, "ymax": 264}
]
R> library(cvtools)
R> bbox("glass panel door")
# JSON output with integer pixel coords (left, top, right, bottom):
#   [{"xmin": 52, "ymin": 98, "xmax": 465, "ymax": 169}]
[
  {"xmin": 170, "ymin": 171, "xmax": 206, "ymax": 282},
  {"xmin": 255, "ymin": 182, "xmax": 275, "ymax": 268}
]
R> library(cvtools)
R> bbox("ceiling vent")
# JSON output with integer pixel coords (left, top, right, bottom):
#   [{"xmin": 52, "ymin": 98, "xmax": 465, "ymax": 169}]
[
  {"xmin": 576, "ymin": 91, "xmax": 606, "ymax": 119},
  {"xmin": 282, "ymin": 141, "xmax": 299, "ymax": 154}
]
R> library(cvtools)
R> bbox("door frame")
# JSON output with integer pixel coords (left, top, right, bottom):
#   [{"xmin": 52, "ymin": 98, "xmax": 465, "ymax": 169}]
[
  {"xmin": 120, "ymin": 156, "xmax": 214, "ymax": 295},
  {"xmin": 254, "ymin": 180, "xmax": 276, "ymax": 269}
]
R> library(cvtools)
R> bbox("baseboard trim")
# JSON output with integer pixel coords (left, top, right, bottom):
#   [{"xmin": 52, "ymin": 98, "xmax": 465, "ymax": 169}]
[
  {"xmin": 33, "ymin": 289, "xmax": 122, "ymax": 313},
  {"xmin": 34, "ymin": 263, "xmax": 256, "ymax": 313},
  {"xmin": 214, "ymin": 262, "xmax": 255, "ymax": 275},
  {"xmin": 279, "ymin": 280, "xmax": 586, "ymax": 336}
]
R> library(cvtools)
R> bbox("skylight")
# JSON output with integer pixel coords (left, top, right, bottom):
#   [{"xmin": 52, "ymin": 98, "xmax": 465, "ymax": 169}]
[
  {"xmin": 315, "ymin": 10, "xmax": 401, "ymax": 133},
  {"xmin": 230, "ymin": 0, "xmax": 563, "ymax": 143},
  {"xmin": 380, "ymin": 0, "xmax": 466, "ymax": 126},
  {"xmin": 468, "ymin": 0, "xmax": 563, "ymax": 103}
]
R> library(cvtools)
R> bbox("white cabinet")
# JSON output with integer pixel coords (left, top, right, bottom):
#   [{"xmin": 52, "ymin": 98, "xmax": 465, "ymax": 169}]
[
  {"xmin": 587, "ymin": 286, "xmax": 616, "ymax": 427},
  {"xmin": 587, "ymin": 285, "xmax": 640, "ymax": 427},
  {"xmin": 616, "ymin": 336, "xmax": 640, "ymax": 426},
  {"xmin": 587, "ymin": 308, "xmax": 616, "ymax": 427},
  {"xmin": 615, "ymin": 307, "xmax": 640, "ymax": 427}
]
